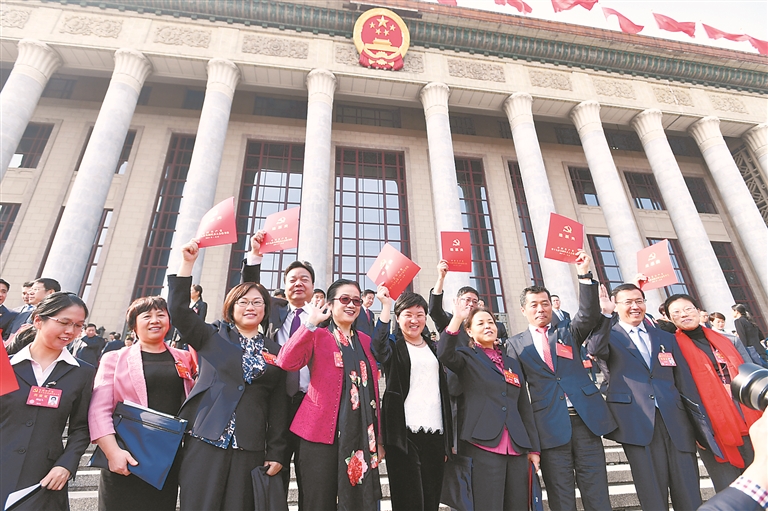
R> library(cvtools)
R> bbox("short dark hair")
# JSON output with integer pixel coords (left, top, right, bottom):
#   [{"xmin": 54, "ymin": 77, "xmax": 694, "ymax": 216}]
[
  {"xmin": 457, "ymin": 286, "xmax": 480, "ymax": 299},
  {"xmin": 284, "ymin": 260, "xmax": 315, "ymax": 284},
  {"xmin": 394, "ymin": 292, "xmax": 428, "ymax": 317},
  {"xmin": 610, "ymin": 283, "xmax": 645, "ymax": 299},
  {"xmin": 0, "ymin": 278, "xmax": 9, "ymax": 291},
  {"xmin": 272, "ymin": 289, "xmax": 285, "ymax": 298},
  {"xmin": 550, "ymin": 294, "xmax": 559, "ymax": 299},
  {"xmin": 313, "ymin": 288, "xmax": 325, "ymax": 297},
  {"xmin": 126, "ymin": 296, "xmax": 168, "ymax": 331},
  {"xmin": 663, "ymin": 294, "xmax": 700, "ymax": 317},
  {"xmin": 22, "ymin": 281, "xmax": 33, "ymax": 288},
  {"xmin": 520, "ymin": 286, "xmax": 551, "ymax": 307},
  {"xmin": 33, "ymin": 292, "xmax": 89, "ymax": 323},
  {"xmin": 222, "ymin": 282, "xmax": 272, "ymax": 332},
  {"xmin": 114, "ymin": 333, "xmax": 121, "ymax": 340},
  {"xmin": 327, "ymin": 279, "xmax": 361, "ymax": 302},
  {"xmin": 86, "ymin": 323, "xmax": 97, "ymax": 330},
  {"xmin": 464, "ymin": 308, "xmax": 496, "ymax": 332},
  {"xmin": 191, "ymin": 284, "xmax": 203, "ymax": 297},
  {"xmin": 363, "ymin": 289, "xmax": 375, "ymax": 297},
  {"xmin": 33, "ymin": 278, "xmax": 61, "ymax": 293}
]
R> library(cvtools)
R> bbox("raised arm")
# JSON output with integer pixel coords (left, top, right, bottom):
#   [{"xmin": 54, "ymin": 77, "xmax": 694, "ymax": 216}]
[
  {"xmin": 437, "ymin": 310, "xmax": 469, "ymax": 373},
  {"xmin": 371, "ymin": 285, "xmax": 394, "ymax": 364},
  {"xmin": 168, "ymin": 240, "xmax": 215, "ymax": 351},
  {"xmin": 241, "ymin": 230, "xmax": 267, "ymax": 284},
  {"xmin": 569, "ymin": 250, "xmax": 602, "ymax": 343}
]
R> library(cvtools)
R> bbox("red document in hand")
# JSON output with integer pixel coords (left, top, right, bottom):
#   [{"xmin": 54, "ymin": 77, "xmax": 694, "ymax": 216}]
[
  {"xmin": 0, "ymin": 340, "xmax": 19, "ymax": 396},
  {"xmin": 441, "ymin": 231, "xmax": 472, "ymax": 273},
  {"xmin": 261, "ymin": 207, "xmax": 300, "ymax": 254},
  {"xmin": 544, "ymin": 213, "xmax": 584, "ymax": 263},
  {"xmin": 196, "ymin": 197, "xmax": 238, "ymax": 248},
  {"xmin": 637, "ymin": 240, "xmax": 679, "ymax": 291},
  {"xmin": 366, "ymin": 243, "xmax": 421, "ymax": 299}
]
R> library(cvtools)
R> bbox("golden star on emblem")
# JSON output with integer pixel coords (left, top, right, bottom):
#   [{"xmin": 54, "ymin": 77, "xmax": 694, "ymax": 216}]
[
  {"xmin": 376, "ymin": 28, "xmax": 381, "ymax": 34},
  {"xmin": 369, "ymin": 22, "xmax": 375, "ymax": 29},
  {"xmin": 377, "ymin": 15, "xmax": 388, "ymax": 27},
  {"xmin": 384, "ymin": 29, "xmax": 390, "ymax": 36}
]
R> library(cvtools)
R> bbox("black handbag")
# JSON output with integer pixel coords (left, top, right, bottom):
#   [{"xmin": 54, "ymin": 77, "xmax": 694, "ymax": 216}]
[
  {"xmin": 680, "ymin": 395, "xmax": 723, "ymax": 459},
  {"xmin": 440, "ymin": 454, "xmax": 473, "ymax": 511},
  {"xmin": 88, "ymin": 401, "xmax": 187, "ymax": 490}
]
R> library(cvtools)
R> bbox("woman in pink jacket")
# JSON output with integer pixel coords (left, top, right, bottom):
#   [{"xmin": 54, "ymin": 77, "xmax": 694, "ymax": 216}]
[
  {"xmin": 88, "ymin": 297, "xmax": 196, "ymax": 511},
  {"xmin": 277, "ymin": 278, "xmax": 383, "ymax": 511}
]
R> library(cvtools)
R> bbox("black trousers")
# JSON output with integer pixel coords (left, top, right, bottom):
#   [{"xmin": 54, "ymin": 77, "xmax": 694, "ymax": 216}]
[
  {"xmin": 698, "ymin": 436, "xmax": 753, "ymax": 492},
  {"xmin": 281, "ymin": 392, "xmax": 305, "ymax": 508},
  {"xmin": 462, "ymin": 441, "xmax": 529, "ymax": 511},
  {"xmin": 179, "ymin": 436, "xmax": 265, "ymax": 511},
  {"xmin": 622, "ymin": 409, "xmax": 702, "ymax": 511},
  {"xmin": 539, "ymin": 414, "xmax": 611, "ymax": 511},
  {"xmin": 385, "ymin": 430, "xmax": 445, "ymax": 511},
  {"xmin": 98, "ymin": 453, "xmax": 181, "ymax": 511}
]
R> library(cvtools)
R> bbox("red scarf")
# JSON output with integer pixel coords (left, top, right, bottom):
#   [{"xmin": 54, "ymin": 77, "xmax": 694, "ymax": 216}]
[{"xmin": 675, "ymin": 327, "xmax": 762, "ymax": 467}]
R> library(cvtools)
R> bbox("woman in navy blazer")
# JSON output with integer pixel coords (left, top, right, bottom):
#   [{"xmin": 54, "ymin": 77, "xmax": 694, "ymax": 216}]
[
  {"xmin": 168, "ymin": 239, "xmax": 288, "ymax": 511},
  {"xmin": 438, "ymin": 306, "xmax": 540, "ymax": 511},
  {"xmin": 1, "ymin": 292, "xmax": 95, "ymax": 511}
]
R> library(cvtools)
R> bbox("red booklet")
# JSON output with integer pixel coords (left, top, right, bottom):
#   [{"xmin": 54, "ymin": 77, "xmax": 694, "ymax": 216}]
[
  {"xmin": 0, "ymin": 339, "xmax": 19, "ymax": 396},
  {"xmin": 366, "ymin": 243, "xmax": 421, "ymax": 299},
  {"xmin": 544, "ymin": 213, "xmax": 584, "ymax": 263},
  {"xmin": 637, "ymin": 240, "xmax": 679, "ymax": 291},
  {"xmin": 441, "ymin": 231, "xmax": 472, "ymax": 273},
  {"xmin": 261, "ymin": 207, "xmax": 300, "ymax": 254},
  {"xmin": 195, "ymin": 197, "xmax": 238, "ymax": 248}
]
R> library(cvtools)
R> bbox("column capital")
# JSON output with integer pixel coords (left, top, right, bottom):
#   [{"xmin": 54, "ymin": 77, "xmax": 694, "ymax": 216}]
[
  {"xmin": 420, "ymin": 82, "xmax": 450, "ymax": 118},
  {"xmin": 631, "ymin": 108, "xmax": 665, "ymax": 145},
  {"xmin": 206, "ymin": 58, "xmax": 240, "ymax": 99},
  {"xmin": 305, "ymin": 68, "xmax": 337, "ymax": 106},
  {"xmin": 503, "ymin": 92, "xmax": 533, "ymax": 129},
  {"xmin": 570, "ymin": 100, "xmax": 603, "ymax": 136},
  {"xmin": 743, "ymin": 124, "xmax": 767, "ymax": 157},
  {"xmin": 112, "ymin": 49, "xmax": 152, "ymax": 93},
  {"xmin": 688, "ymin": 116, "xmax": 724, "ymax": 151},
  {"xmin": 14, "ymin": 39, "xmax": 62, "ymax": 85}
]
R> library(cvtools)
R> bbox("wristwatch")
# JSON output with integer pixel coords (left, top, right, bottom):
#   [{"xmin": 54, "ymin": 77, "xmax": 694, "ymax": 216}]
[{"xmin": 577, "ymin": 271, "xmax": 594, "ymax": 280}]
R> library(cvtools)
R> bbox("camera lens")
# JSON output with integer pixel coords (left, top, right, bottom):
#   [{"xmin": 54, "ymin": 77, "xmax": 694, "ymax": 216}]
[{"xmin": 731, "ymin": 363, "xmax": 768, "ymax": 411}]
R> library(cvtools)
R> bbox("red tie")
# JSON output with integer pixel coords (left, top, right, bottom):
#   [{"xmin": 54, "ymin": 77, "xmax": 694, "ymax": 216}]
[
  {"xmin": 536, "ymin": 327, "xmax": 554, "ymax": 371},
  {"xmin": 366, "ymin": 309, "xmax": 371, "ymax": 322}
]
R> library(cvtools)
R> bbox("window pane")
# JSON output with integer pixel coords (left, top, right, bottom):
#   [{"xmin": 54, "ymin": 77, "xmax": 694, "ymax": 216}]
[
  {"xmin": 508, "ymin": 162, "xmax": 544, "ymax": 286},
  {"xmin": 588, "ymin": 235, "xmax": 624, "ymax": 293}
]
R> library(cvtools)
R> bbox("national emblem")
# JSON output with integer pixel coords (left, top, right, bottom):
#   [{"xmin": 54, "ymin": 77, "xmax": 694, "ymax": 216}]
[{"xmin": 353, "ymin": 8, "xmax": 410, "ymax": 71}]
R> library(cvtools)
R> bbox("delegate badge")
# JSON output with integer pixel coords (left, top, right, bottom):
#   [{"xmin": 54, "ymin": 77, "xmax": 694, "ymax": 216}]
[
  {"xmin": 353, "ymin": 8, "xmax": 410, "ymax": 71},
  {"xmin": 504, "ymin": 370, "xmax": 521, "ymax": 387},
  {"xmin": 556, "ymin": 341, "xmax": 573, "ymax": 360},
  {"xmin": 27, "ymin": 386, "xmax": 62, "ymax": 408}
]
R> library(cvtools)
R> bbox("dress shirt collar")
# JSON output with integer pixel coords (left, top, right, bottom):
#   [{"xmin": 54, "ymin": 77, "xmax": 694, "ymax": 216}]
[
  {"xmin": 618, "ymin": 320, "xmax": 647, "ymax": 335},
  {"xmin": 527, "ymin": 323, "xmax": 553, "ymax": 337}
]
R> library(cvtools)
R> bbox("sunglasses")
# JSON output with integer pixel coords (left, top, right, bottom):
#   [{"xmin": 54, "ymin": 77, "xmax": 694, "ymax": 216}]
[{"xmin": 334, "ymin": 295, "xmax": 362, "ymax": 307}]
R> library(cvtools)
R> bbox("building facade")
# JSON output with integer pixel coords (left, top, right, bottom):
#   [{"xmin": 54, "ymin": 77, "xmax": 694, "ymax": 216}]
[{"xmin": 1, "ymin": 0, "xmax": 766, "ymax": 335}]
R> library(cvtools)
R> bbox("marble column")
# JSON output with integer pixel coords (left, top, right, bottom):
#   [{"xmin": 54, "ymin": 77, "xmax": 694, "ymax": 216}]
[
  {"xmin": 419, "ymin": 82, "xmax": 469, "ymax": 302},
  {"xmin": 570, "ymin": 101, "xmax": 665, "ymax": 313},
  {"xmin": 689, "ymin": 117, "xmax": 767, "ymax": 292},
  {"xmin": 296, "ymin": 69, "xmax": 336, "ymax": 290},
  {"xmin": 743, "ymin": 124, "xmax": 767, "ymax": 178},
  {"xmin": 166, "ymin": 58, "xmax": 241, "ymax": 283},
  {"xmin": 504, "ymin": 93, "xmax": 578, "ymax": 310},
  {"xmin": 42, "ymin": 49, "xmax": 151, "ymax": 293},
  {"xmin": 631, "ymin": 109, "xmax": 735, "ymax": 314},
  {"xmin": 0, "ymin": 39, "xmax": 61, "ymax": 181}
]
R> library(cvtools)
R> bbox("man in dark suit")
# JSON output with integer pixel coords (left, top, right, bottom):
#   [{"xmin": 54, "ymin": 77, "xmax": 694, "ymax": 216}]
[
  {"xmin": 550, "ymin": 294, "xmax": 572, "ymax": 328},
  {"xmin": 591, "ymin": 283, "xmax": 704, "ymax": 511},
  {"xmin": 71, "ymin": 324, "xmax": 106, "ymax": 367},
  {"xmin": 354, "ymin": 289, "xmax": 376, "ymax": 337},
  {"xmin": 0, "ymin": 278, "xmax": 19, "ymax": 341},
  {"xmin": 8, "ymin": 278, "xmax": 60, "ymax": 337},
  {"xmin": 102, "ymin": 333, "xmax": 124, "ymax": 354},
  {"xmin": 507, "ymin": 250, "xmax": 616, "ymax": 511}
]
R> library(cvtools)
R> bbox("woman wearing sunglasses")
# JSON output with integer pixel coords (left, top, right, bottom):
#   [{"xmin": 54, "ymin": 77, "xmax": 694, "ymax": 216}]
[
  {"xmin": 277, "ymin": 279, "xmax": 383, "ymax": 511},
  {"xmin": 167, "ymin": 239, "xmax": 288, "ymax": 511}
]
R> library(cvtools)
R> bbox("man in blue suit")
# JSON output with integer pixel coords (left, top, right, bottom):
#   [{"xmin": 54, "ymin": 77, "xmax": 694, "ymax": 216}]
[
  {"xmin": 507, "ymin": 250, "xmax": 616, "ymax": 511},
  {"xmin": 591, "ymin": 283, "xmax": 704, "ymax": 511}
]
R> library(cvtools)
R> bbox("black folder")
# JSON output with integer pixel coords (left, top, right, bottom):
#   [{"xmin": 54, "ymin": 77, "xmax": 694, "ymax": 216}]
[{"xmin": 681, "ymin": 395, "xmax": 723, "ymax": 459}]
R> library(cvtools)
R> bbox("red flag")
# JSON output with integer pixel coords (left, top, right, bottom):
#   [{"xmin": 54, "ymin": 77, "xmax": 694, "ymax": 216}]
[
  {"xmin": 441, "ymin": 231, "xmax": 472, "ymax": 273},
  {"xmin": 1, "ymin": 340, "xmax": 19, "ymax": 396},
  {"xmin": 437, "ymin": 0, "xmax": 457, "ymax": 5},
  {"xmin": 602, "ymin": 7, "xmax": 643, "ymax": 35},
  {"xmin": 195, "ymin": 197, "xmax": 238, "ymax": 248},
  {"xmin": 636, "ymin": 240, "xmax": 679, "ymax": 291},
  {"xmin": 495, "ymin": 0, "xmax": 505, "ymax": 4},
  {"xmin": 702, "ymin": 24, "xmax": 748, "ymax": 42},
  {"xmin": 261, "ymin": 207, "xmax": 300, "ymax": 254},
  {"xmin": 506, "ymin": 0, "xmax": 532, "ymax": 14},
  {"xmin": 653, "ymin": 13, "xmax": 696, "ymax": 38},
  {"xmin": 544, "ymin": 213, "xmax": 584, "ymax": 263},
  {"xmin": 748, "ymin": 36, "xmax": 768, "ymax": 55},
  {"xmin": 366, "ymin": 243, "xmax": 421, "ymax": 299},
  {"xmin": 551, "ymin": 0, "xmax": 598, "ymax": 13}
]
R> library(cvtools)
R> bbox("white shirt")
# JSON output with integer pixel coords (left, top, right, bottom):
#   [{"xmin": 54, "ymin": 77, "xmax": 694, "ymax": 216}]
[
  {"xmin": 278, "ymin": 303, "xmax": 310, "ymax": 393},
  {"xmin": 527, "ymin": 323, "xmax": 573, "ymax": 407},
  {"xmin": 403, "ymin": 342, "xmax": 443, "ymax": 433},
  {"xmin": 10, "ymin": 345, "xmax": 80, "ymax": 386},
  {"xmin": 617, "ymin": 320, "xmax": 658, "ymax": 407}
]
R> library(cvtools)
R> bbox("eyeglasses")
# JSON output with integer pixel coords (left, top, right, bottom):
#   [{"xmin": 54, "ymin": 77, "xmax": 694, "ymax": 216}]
[
  {"xmin": 334, "ymin": 295, "xmax": 362, "ymax": 307},
  {"xmin": 618, "ymin": 299, "xmax": 646, "ymax": 307},
  {"xmin": 459, "ymin": 297, "xmax": 479, "ymax": 306},
  {"xmin": 46, "ymin": 317, "xmax": 85, "ymax": 331},
  {"xmin": 669, "ymin": 306, "xmax": 698, "ymax": 319},
  {"xmin": 235, "ymin": 299, "xmax": 265, "ymax": 308}
]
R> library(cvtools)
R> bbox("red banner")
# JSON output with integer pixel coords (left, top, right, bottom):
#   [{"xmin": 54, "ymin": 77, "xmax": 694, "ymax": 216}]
[
  {"xmin": 441, "ymin": 231, "xmax": 472, "ymax": 273},
  {"xmin": 261, "ymin": 207, "xmax": 301, "ymax": 254},
  {"xmin": 195, "ymin": 197, "xmax": 238, "ymax": 248},
  {"xmin": 544, "ymin": 213, "xmax": 584, "ymax": 263},
  {"xmin": 653, "ymin": 13, "xmax": 696, "ymax": 38},
  {"xmin": 636, "ymin": 240, "xmax": 679, "ymax": 291},
  {"xmin": 366, "ymin": 243, "xmax": 421, "ymax": 299},
  {"xmin": 551, "ymin": 0, "xmax": 597, "ymax": 13},
  {"xmin": 702, "ymin": 24, "xmax": 747, "ymax": 42},
  {"xmin": 602, "ymin": 7, "xmax": 644, "ymax": 35},
  {"xmin": 0, "ymin": 340, "xmax": 19, "ymax": 396}
]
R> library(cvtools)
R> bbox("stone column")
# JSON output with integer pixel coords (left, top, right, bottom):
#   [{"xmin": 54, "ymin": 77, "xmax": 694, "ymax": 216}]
[
  {"xmin": 296, "ymin": 69, "xmax": 336, "ymax": 290},
  {"xmin": 689, "ymin": 117, "xmax": 767, "ymax": 292},
  {"xmin": 570, "ymin": 101, "xmax": 665, "ymax": 313},
  {"xmin": 504, "ymin": 93, "xmax": 578, "ymax": 310},
  {"xmin": 0, "ymin": 39, "xmax": 61, "ymax": 181},
  {"xmin": 743, "ymin": 124, "xmax": 767, "ymax": 178},
  {"xmin": 419, "ymin": 82, "xmax": 469, "ymax": 302},
  {"xmin": 42, "ymin": 49, "xmax": 151, "ymax": 293},
  {"xmin": 166, "ymin": 58, "xmax": 241, "ymax": 283},
  {"xmin": 631, "ymin": 109, "xmax": 735, "ymax": 314}
]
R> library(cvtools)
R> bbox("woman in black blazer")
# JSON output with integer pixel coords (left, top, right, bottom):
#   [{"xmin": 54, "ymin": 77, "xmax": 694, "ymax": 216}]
[
  {"xmin": 438, "ymin": 307, "xmax": 540, "ymax": 511},
  {"xmin": 371, "ymin": 287, "xmax": 452, "ymax": 511},
  {"xmin": 1, "ymin": 292, "xmax": 95, "ymax": 510},
  {"xmin": 190, "ymin": 284, "xmax": 208, "ymax": 321},
  {"xmin": 169, "ymin": 239, "xmax": 288, "ymax": 511}
]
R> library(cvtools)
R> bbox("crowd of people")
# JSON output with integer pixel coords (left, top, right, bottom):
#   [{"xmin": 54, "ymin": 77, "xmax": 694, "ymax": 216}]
[{"xmin": 1, "ymin": 230, "xmax": 767, "ymax": 511}]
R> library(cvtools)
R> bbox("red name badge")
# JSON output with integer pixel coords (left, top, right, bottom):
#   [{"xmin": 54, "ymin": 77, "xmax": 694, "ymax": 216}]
[
  {"xmin": 556, "ymin": 343, "xmax": 573, "ymax": 359},
  {"xmin": 504, "ymin": 370, "xmax": 521, "ymax": 387},
  {"xmin": 714, "ymin": 349, "xmax": 727, "ymax": 364},
  {"xmin": 27, "ymin": 386, "xmax": 63, "ymax": 408},
  {"xmin": 658, "ymin": 352, "xmax": 677, "ymax": 367},
  {"xmin": 334, "ymin": 352, "xmax": 344, "ymax": 368},
  {"xmin": 263, "ymin": 352, "xmax": 278, "ymax": 366},
  {"xmin": 175, "ymin": 361, "xmax": 193, "ymax": 380},
  {"xmin": 583, "ymin": 358, "xmax": 593, "ymax": 368}
]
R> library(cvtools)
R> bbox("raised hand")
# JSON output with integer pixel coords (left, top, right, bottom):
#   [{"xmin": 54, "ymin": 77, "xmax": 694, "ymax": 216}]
[
  {"xmin": 178, "ymin": 239, "xmax": 200, "ymax": 277},
  {"xmin": 250, "ymin": 230, "xmax": 267, "ymax": 256},
  {"xmin": 303, "ymin": 299, "xmax": 331, "ymax": 327},
  {"xmin": 574, "ymin": 249, "xmax": 592, "ymax": 276},
  {"xmin": 376, "ymin": 285, "xmax": 391, "ymax": 307},
  {"xmin": 599, "ymin": 284, "xmax": 615, "ymax": 315},
  {"xmin": 437, "ymin": 259, "xmax": 449, "ymax": 279},
  {"xmin": 632, "ymin": 273, "xmax": 649, "ymax": 290}
]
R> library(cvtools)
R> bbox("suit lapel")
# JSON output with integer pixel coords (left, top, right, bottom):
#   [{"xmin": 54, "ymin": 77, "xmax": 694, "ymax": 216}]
[
  {"xmin": 548, "ymin": 328, "xmax": 559, "ymax": 372},
  {"xmin": 647, "ymin": 328, "xmax": 661, "ymax": 372},
  {"xmin": 473, "ymin": 346, "xmax": 503, "ymax": 376},
  {"xmin": 14, "ymin": 359, "xmax": 37, "ymax": 387},
  {"xmin": 613, "ymin": 324, "xmax": 648, "ymax": 368},
  {"xmin": 126, "ymin": 344, "xmax": 149, "ymax": 406},
  {"xmin": 44, "ymin": 360, "xmax": 75, "ymax": 387},
  {"xmin": 519, "ymin": 330, "xmax": 554, "ymax": 375}
]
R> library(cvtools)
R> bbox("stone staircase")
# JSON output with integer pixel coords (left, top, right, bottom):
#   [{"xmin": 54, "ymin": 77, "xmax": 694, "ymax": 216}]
[{"xmin": 68, "ymin": 437, "xmax": 715, "ymax": 510}]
